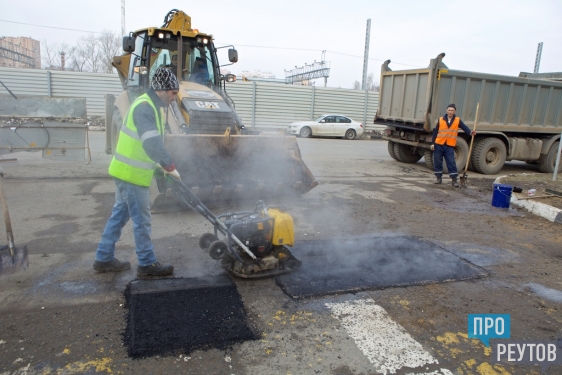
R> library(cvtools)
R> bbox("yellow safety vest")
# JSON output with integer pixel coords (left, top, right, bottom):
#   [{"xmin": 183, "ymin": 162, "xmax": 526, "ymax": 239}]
[
  {"xmin": 435, "ymin": 117, "xmax": 460, "ymax": 147},
  {"xmin": 108, "ymin": 94, "xmax": 164, "ymax": 186}
]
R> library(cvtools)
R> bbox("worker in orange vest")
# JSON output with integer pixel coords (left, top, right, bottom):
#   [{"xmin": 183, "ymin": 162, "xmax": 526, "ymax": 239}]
[{"xmin": 430, "ymin": 104, "xmax": 476, "ymax": 187}]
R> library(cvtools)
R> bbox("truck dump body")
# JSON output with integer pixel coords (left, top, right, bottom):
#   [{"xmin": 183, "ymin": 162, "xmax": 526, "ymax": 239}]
[{"xmin": 377, "ymin": 56, "xmax": 562, "ymax": 133}]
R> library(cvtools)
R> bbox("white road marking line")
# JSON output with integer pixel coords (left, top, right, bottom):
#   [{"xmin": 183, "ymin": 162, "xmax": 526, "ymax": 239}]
[
  {"xmin": 325, "ymin": 299, "xmax": 439, "ymax": 374},
  {"xmin": 406, "ymin": 370, "xmax": 454, "ymax": 375}
]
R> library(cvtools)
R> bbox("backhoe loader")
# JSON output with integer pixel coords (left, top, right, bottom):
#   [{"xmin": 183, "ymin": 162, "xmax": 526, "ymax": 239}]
[{"xmin": 106, "ymin": 9, "xmax": 317, "ymax": 210}]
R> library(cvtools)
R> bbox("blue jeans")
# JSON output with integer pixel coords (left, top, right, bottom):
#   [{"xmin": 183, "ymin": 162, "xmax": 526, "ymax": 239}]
[
  {"xmin": 95, "ymin": 178, "xmax": 157, "ymax": 266},
  {"xmin": 433, "ymin": 144, "xmax": 458, "ymax": 178}
]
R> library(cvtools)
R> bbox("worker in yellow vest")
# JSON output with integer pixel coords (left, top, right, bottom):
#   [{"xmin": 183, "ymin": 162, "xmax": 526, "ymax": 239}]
[
  {"xmin": 94, "ymin": 67, "xmax": 180, "ymax": 277},
  {"xmin": 430, "ymin": 104, "xmax": 476, "ymax": 187}
]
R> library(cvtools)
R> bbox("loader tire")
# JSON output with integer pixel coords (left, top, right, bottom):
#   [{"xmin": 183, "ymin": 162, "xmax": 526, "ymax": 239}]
[
  {"xmin": 110, "ymin": 108, "xmax": 122, "ymax": 155},
  {"xmin": 471, "ymin": 137, "xmax": 506, "ymax": 175},
  {"xmin": 538, "ymin": 141, "xmax": 562, "ymax": 173},
  {"xmin": 388, "ymin": 141, "xmax": 399, "ymax": 161},
  {"xmin": 393, "ymin": 143, "xmax": 422, "ymax": 163}
]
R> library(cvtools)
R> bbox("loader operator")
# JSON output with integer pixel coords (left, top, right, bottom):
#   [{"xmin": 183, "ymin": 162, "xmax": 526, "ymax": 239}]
[
  {"xmin": 93, "ymin": 67, "xmax": 180, "ymax": 277},
  {"xmin": 430, "ymin": 104, "xmax": 476, "ymax": 187}
]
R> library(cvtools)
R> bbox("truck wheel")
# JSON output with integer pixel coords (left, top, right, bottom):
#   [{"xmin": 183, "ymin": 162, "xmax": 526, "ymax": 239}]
[
  {"xmin": 471, "ymin": 137, "xmax": 506, "ymax": 175},
  {"xmin": 393, "ymin": 143, "xmax": 423, "ymax": 163},
  {"xmin": 388, "ymin": 141, "xmax": 399, "ymax": 160},
  {"xmin": 538, "ymin": 141, "xmax": 562, "ymax": 173},
  {"xmin": 432, "ymin": 138, "xmax": 469, "ymax": 174},
  {"xmin": 450, "ymin": 137, "xmax": 469, "ymax": 174},
  {"xmin": 424, "ymin": 149, "xmax": 434, "ymax": 170}
]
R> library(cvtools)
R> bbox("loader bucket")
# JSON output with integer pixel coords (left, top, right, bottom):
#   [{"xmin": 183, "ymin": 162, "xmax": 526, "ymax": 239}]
[{"xmin": 152, "ymin": 132, "xmax": 317, "ymax": 209}]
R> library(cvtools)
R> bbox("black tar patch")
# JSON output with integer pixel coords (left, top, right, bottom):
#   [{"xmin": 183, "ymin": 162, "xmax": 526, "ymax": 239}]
[
  {"xmin": 275, "ymin": 236, "xmax": 487, "ymax": 299},
  {"xmin": 124, "ymin": 275, "xmax": 257, "ymax": 358}
]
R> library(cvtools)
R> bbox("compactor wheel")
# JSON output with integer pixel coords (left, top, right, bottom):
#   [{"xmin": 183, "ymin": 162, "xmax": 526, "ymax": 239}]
[
  {"xmin": 208, "ymin": 240, "xmax": 228, "ymax": 260},
  {"xmin": 199, "ymin": 233, "xmax": 219, "ymax": 250},
  {"xmin": 299, "ymin": 126, "xmax": 312, "ymax": 138}
]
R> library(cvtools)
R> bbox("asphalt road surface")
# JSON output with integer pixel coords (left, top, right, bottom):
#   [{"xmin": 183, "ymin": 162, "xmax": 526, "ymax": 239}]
[{"xmin": 0, "ymin": 132, "xmax": 560, "ymax": 375}]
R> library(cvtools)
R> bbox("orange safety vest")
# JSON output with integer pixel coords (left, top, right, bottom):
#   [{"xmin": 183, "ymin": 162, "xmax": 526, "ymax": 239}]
[{"xmin": 435, "ymin": 117, "xmax": 460, "ymax": 147}]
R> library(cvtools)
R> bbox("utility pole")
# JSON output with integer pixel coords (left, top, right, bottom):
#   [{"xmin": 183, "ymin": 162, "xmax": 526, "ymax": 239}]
[
  {"xmin": 534, "ymin": 42, "xmax": 543, "ymax": 74},
  {"xmin": 121, "ymin": 0, "xmax": 126, "ymax": 38},
  {"xmin": 361, "ymin": 19, "xmax": 371, "ymax": 91}
]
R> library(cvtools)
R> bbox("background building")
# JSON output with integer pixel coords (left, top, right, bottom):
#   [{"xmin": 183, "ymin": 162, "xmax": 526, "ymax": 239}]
[{"xmin": 0, "ymin": 36, "xmax": 41, "ymax": 69}]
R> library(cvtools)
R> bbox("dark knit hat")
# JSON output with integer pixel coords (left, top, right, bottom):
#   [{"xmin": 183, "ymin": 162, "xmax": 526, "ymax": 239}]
[
  {"xmin": 151, "ymin": 67, "xmax": 180, "ymax": 91},
  {"xmin": 447, "ymin": 103, "xmax": 456, "ymax": 109}
]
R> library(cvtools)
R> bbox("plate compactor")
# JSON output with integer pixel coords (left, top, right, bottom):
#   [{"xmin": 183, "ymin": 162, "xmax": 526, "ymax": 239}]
[{"xmin": 167, "ymin": 176, "xmax": 301, "ymax": 279}]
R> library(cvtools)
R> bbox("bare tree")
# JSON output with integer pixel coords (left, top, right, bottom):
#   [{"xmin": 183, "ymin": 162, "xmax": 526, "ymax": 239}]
[
  {"xmin": 97, "ymin": 30, "xmax": 121, "ymax": 73},
  {"xmin": 64, "ymin": 31, "xmax": 120, "ymax": 73},
  {"xmin": 42, "ymin": 30, "xmax": 120, "ymax": 73},
  {"xmin": 41, "ymin": 40, "xmax": 72, "ymax": 70},
  {"xmin": 365, "ymin": 73, "xmax": 380, "ymax": 92},
  {"xmin": 351, "ymin": 73, "xmax": 379, "ymax": 91},
  {"xmin": 42, "ymin": 40, "xmax": 60, "ymax": 69}
]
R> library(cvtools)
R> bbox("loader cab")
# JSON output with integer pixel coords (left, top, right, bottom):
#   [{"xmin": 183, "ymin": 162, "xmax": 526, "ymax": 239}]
[{"xmin": 124, "ymin": 31, "xmax": 221, "ymax": 94}]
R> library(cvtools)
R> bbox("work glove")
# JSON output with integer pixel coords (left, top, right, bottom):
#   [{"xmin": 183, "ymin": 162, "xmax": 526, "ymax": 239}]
[
  {"xmin": 430, "ymin": 144, "xmax": 435, "ymax": 151},
  {"xmin": 156, "ymin": 163, "xmax": 181, "ymax": 180}
]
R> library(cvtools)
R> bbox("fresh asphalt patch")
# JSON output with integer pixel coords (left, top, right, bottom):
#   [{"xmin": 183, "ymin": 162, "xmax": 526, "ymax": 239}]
[
  {"xmin": 124, "ymin": 275, "xmax": 257, "ymax": 358},
  {"xmin": 275, "ymin": 236, "xmax": 488, "ymax": 299}
]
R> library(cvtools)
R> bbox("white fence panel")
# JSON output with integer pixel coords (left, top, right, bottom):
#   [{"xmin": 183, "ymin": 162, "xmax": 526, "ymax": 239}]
[
  {"xmin": 0, "ymin": 68, "xmax": 381, "ymax": 133},
  {"xmin": 0, "ymin": 67, "xmax": 122, "ymax": 117},
  {"xmin": 0, "ymin": 67, "xmax": 49, "ymax": 96},
  {"xmin": 226, "ymin": 81, "xmax": 379, "ymax": 131},
  {"xmin": 50, "ymin": 71, "xmax": 122, "ymax": 116}
]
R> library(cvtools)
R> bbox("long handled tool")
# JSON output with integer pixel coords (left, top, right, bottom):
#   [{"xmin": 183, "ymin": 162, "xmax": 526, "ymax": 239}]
[
  {"xmin": 0, "ymin": 167, "xmax": 29, "ymax": 276},
  {"xmin": 460, "ymin": 103, "xmax": 479, "ymax": 188}
]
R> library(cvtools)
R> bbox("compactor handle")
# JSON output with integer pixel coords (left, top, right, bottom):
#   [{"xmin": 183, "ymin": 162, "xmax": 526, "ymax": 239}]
[{"xmin": 168, "ymin": 177, "xmax": 201, "ymax": 207}]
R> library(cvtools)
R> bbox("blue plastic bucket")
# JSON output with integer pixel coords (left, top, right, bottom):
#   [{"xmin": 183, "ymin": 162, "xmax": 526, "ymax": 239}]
[{"xmin": 492, "ymin": 183, "xmax": 513, "ymax": 208}]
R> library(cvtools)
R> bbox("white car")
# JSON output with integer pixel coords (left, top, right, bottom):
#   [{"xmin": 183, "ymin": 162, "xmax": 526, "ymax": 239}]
[{"xmin": 287, "ymin": 115, "xmax": 364, "ymax": 140}]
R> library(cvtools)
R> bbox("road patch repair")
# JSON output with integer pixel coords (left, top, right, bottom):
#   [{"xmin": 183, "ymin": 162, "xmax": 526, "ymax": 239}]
[
  {"xmin": 124, "ymin": 275, "xmax": 257, "ymax": 358},
  {"xmin": 275, "ymin": 236, "xmax": 487, "ymax": 299}
]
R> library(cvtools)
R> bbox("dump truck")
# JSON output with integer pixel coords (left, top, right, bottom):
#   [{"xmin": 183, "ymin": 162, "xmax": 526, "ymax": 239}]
[
  {"xmin": 376, "ymin": 53, "xmax": 562, "ymax": 175},
  {"xmin": 106, "ymin": 9, "xmax": 317, "ymax": 208}
]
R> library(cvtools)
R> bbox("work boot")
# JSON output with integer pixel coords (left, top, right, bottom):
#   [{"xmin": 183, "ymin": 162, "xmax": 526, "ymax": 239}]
[
  {"xmin": 452, "ymin": 177, "xmax": 460, "ymax": 187},
  {"xmin": 93, "ymin": 258, "xmax": 131, "ymax": 273},
  {"xmin": 433, "ymin": 176, "xmax": 442, "ymax": 184},
  {"xmin": 137, "ymin": 262, "xmax": 174, "ymax": 277}
]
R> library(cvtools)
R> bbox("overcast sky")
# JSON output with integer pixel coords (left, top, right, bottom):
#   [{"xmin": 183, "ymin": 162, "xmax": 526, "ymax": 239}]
[{"xmin": 1, "ymin": 0, "xmax": 561, "ymax": 88}]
